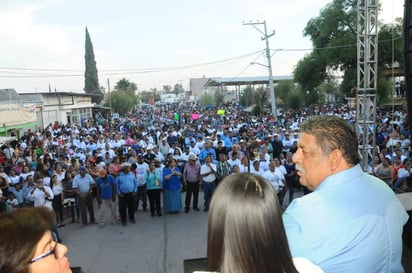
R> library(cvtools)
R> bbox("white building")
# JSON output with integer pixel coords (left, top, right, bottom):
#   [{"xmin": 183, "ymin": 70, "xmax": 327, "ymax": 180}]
[{"xmin": 19, "ymin": 92, "xmax": 95, "ymax": 129}]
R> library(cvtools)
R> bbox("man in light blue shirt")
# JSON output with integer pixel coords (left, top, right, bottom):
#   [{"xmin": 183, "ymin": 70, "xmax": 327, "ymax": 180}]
[
  {"xmin": 116, "ymin": 162, "xmax": 138, "ymax": 226},
  {"xmin": 73, "ymin": 166, "xmax": 96, "ymax": 226},
  {"xmin": 283, "ymin": 115, "xmax": 409, "ymax": 273}
]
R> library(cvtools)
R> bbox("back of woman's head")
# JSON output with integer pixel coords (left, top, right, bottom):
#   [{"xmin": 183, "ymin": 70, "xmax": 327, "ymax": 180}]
[
  {"xmin": 0, "ymin": 207, "xmax": 54, "ymax": 273},
  {"xmin": 207, "ymin": 173, "xmax": 298, "ymax": 273}
]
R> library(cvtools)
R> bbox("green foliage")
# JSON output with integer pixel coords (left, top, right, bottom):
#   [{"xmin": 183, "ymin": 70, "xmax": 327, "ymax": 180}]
[
  {"xmin": 293, "ymin": 53, "xmax": 327, "ymax": 90},
  {"xmin": 199, "ymin": 94, "xmax": 214, "ymax": 107},
  {"xmin": 275, "ymin": 80, "xmax": 295, "ymax": 103},
  {"xmin": 115, "ymin": 78, "xmax": 137, "ymax": 96},
  {"xmin": 163, "ymin": 85, "xmax": 172, "ymax": 93},
  {"xmin": 109, "ymin": 90, "xmax": 137, "ymax": 116},
  {"xmin": 254, "ymin": 86, "xmax": 268, "ymax": 114},
  {"xmin": 378, "ymin": 18, "xmax": 403, "ymax": 67},
  {"xmin": 239, "ymin": 85, "xmax": 254, "ymax": 107},
  {"xmin": 251, "ymin": 105, "xmax": 262, "ymax": 116},
  {"xmin": 317, "ymin": 78, "xmax": 343, "ymax": 103},
  {"xmin": 240, "ymin": 85, "xmax": 268, "ymax": 113},
  {"xmin": 340, "ymin": 68, "xmax": 357, "ymax": 96},
  {"xmin": 214, "ymin": 90, "xmax": 225, "ymax": 107},
  {"xmin": 285, "ymin": 91, "xmax": 304, "ymax": 110},
  {"xmin": 84, "ymin": 27, "xmax": 102, "ymax": 104},
  {"xmin": 138, "ymin": 91, "xmax": 151, "ymax": 103},
  {"xmin": 305, "ymin": 90, "xmax": 321, "ymax": 106},
  {"xmin": 377, "ymin": 76, "xmax": 393, "ymax": 104},
  {"xmin": 173, "ymin": 84, "xmax": 185, "ymax": 95},
  {"xmin": 138, "ymin": 88, "xmax": 161, "ymax": 103},
  {"xmin": 295, "ymin": 0, "xmax": 402, "ymax": 103}
]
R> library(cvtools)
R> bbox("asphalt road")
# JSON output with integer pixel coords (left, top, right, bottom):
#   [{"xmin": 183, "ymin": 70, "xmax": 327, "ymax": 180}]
[
  {"xmin": 58, "ymin": 190, "xmax": 412, "ymax": 273},
  {"xmin": 60, "ymin": 193, "xmax": 208, "ymax": 273}
]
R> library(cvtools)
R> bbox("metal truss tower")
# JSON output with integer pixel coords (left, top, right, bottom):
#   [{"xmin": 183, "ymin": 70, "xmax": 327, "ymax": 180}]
[{"xmin": 356, "ymin": 0, "xmax": 378, "ymax": 172}]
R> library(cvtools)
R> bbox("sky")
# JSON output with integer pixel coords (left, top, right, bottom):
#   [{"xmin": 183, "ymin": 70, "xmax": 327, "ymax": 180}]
[{"xmin": 0, "ymin": 0, "xmax": 403, "ymax": 94}]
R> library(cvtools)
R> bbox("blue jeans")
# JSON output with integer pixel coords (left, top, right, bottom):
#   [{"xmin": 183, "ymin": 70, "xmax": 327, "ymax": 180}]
[
  {"xmin": 203, "ymin": 181, "xmax": 216, "ymax": 210},
  {"xmin": 394, "ymin": 177, "xmax": 405, "ymax": 193}
]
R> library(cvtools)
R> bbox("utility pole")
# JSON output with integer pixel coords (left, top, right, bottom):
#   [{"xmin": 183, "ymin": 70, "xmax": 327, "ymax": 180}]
[{"xmin": 243, "ymin": 20, "xmax": 277, "ymax": 118}]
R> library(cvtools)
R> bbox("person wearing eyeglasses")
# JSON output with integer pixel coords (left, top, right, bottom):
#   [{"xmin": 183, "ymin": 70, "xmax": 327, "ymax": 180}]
[{"xmin": 0, "ymin": 207, "xmax": 72, "ymax": 273}]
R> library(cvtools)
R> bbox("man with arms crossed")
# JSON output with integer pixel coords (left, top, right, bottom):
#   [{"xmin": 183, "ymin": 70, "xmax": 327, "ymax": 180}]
[{"xmin": 283, "ymin": 115, "xmax": 408, "ymax": 273}]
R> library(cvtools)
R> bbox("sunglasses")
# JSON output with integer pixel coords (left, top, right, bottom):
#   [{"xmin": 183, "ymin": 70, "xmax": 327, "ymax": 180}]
[{"xmin": 30, "ymin": 241, "xmax": 58, "ymax": 264}]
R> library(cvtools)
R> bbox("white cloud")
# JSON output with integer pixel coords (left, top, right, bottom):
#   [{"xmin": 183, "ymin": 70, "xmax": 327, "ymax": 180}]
[{"xmin": 0, "ymin": 3, "xmax": 72, "ymax": 54}]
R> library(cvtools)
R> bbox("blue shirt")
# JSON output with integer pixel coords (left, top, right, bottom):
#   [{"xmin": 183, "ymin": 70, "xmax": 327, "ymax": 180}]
[
  {"xmin": 199, "ymin": 148, "xmax": 216, "ymax": 164},
  {"xmin": 221, "ymin": 134, "xmax": 232, "ymax": 149},
  {"xmin": 96, "ymin": 174, "xmax": 116, "ymax": 200},
  {"xmin": 162, "ymin": 167, "xmax": 181, "ymax": 191},
  {"xmin": 9, "ymin": 187, "xmax": 24, "ymax": 204},
  {"xmin": 145, "ymin": 170, "xmax": 162, "ymax": 190},
  {"xmin": 116, "ymin": 171, "xmax": 137, "ymax": 194},
  {"xmin": 283, "ymin": 164, "xmax": 409, "ymax": 273},
  {"xmin": 72, "ymin": 174, "xmax": 95, "ymax": 193}
]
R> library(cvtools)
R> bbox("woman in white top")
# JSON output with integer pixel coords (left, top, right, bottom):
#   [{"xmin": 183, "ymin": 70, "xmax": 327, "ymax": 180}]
[
  {"xmin": 50, "ymin": 175, "xmax": 65, "ymax": 227},
  {"xmin": 197, "ymin": 173, "xmax": 323, "ymax": 273}
]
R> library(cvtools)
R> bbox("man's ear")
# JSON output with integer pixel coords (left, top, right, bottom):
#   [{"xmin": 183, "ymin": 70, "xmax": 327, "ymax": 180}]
[{"xmin": 328, "ymin": 149, "xmax": 344, "ymax": 172}]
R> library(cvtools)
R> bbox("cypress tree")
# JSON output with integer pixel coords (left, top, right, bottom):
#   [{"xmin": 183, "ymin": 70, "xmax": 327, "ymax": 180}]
[{"xmin": 84, "ymin": 27, "xmax": 102, "ymax": 104}]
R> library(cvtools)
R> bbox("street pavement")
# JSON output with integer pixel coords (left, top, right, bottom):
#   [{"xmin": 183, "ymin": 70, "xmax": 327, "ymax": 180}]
[
  {"xmin": 59, "ymin": 189, "xmax": 302, "ymax": 273},
  {"xmin": 58, "ymin": 189, "xmax": 412, "ymax": 273},
  {"xmin": 60, "ymin": 193, "xmax": 208, "ymax": 273}
]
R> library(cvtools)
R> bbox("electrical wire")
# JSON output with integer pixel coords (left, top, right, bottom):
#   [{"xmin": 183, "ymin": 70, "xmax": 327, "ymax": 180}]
[{"xmin": 0, "ymin": 36, "xmax": 402, "ymax": 79}]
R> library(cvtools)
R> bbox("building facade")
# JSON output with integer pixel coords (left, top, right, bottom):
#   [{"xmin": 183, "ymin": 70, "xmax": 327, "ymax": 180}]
[{"xmin": 19, "ymin": 92, "xmax": 95, "ymax": 130}]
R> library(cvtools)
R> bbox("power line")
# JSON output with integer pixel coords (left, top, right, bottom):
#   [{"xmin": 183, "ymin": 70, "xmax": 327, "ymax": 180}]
[
  {"xmin": 0, "ymin": 36, "xmax": 403, "ymax": 79},
  {"xmin": 0, "ymin": 50, "xmax": 263, "ymax": 75}
]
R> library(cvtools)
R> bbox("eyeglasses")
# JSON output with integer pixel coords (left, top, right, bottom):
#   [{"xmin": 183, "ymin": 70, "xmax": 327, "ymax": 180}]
[{"xmin": 30, "ymin": 242, "xmax": 58, "ymax": 264}]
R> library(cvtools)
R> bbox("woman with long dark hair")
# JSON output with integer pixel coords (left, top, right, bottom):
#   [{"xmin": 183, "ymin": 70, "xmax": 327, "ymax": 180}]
[{"xmin": 203, "ymin": 173, "xmax": 323, "ymax": 273}]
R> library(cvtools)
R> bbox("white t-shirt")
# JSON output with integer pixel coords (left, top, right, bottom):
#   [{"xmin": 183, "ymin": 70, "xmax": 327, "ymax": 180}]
[
  {"xmin": 263, "ymin": 170, "xmax": 285, "ymax": 193},
  {"xmin": 200, "ymin": 163, "xmax": 217, "ymax": 183}
]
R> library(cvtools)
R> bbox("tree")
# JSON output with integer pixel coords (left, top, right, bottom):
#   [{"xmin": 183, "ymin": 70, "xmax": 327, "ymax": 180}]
[
  {"xmin": 214, "ymin": 89, "xmax": 225, "ymax": 107},
  {"xmin": 275, "ymin": 80, "xmax": 296, "ymax": 103},
  {"xmin": 173, "ymin": 83, "xmax": 185, "ymax": 96},
  {"xmin": 138, "ymin": 91, "xmax": 150, "ymax": 103},
  {"xmin": 115, "ymin": 78, "xmax": 137, "ymax": 96},
  {"xmin": 199, "ymin": 94, "xmax": 214, "ymax": 107},
  {"xmin": 84, "ymin": 27, "xmax": 103, "ymax": 104},
  {"xmin": 239, "ymin": 85, "xmax": 254, "ymax": 107},
  {"xmin": 108, "ymin": 90, "xmax": 137, "ymax": 116},
  {"xmin": 254, "ymin": 86, "xmax": 268, "ymax": 115},
  {"xmin": 295, "ymin": 0, "xmax": 403, "ymax": 101},
  {"xmin": 285, "ymin": 90, "xmax": 304, "ymax": 110},
  {"xmin": 378, "ymin": 18, "xmax": 403, "ymax": 68},
  {"xmin": 162, "ymin": 85, "xmax": 172, "ymax": 93},
  {"xmin": 318, "ymin": 77, "xmax": 342, "ymax": 103},
  {"xmin": 294, "ymin": 53, "xmax": 328, "ymax": 91}
]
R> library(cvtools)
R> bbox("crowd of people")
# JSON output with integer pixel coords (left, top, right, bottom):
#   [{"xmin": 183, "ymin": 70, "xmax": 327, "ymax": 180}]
[
  {"xmin": 0, "ymin": 102, "xmax": 410, "ymax": 272},
  {"xmin": 0, "ymin": 103, "xmax": 411, "ymax": 220},
  {"xmin": 0, "ymin": 102, "xmax": 300, "ymax": 223}
]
